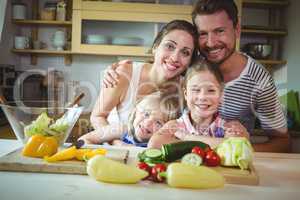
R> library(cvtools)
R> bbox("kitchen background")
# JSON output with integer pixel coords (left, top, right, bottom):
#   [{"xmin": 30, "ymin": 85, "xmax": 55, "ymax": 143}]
[{"xmin": 0, "ymin": 0, "xmax": 299, "ymax": 152}]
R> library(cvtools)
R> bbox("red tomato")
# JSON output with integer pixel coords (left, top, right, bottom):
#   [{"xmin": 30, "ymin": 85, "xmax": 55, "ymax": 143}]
[
  {"xmin": 204, "ymin": 150, "xmax": 221, "ymax": 167},
  {"xmin": 137, "ymin": 162, "xmax": 151, "ymax": 179},
  {"xmin": 191, "ymin": 146, "xmax": 206, "ymax": 159},
  {"xmin": 151, "ymin": 163, "xmax": 167, "ymax": 182}
]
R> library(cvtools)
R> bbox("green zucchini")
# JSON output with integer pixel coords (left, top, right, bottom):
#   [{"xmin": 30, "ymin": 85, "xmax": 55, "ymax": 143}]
[{"xmin": 161, "ymin": 141, "xmax": 209, "ymax": 162}]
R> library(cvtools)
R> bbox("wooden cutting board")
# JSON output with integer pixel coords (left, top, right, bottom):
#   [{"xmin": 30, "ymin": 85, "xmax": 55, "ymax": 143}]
[
  {"xmin": 0, "ymin": 147, "xmax": 129, "ymax": 175},
  {"xmin": 212, "ymin": 164, "xmax": 259, "ymax": 185}
]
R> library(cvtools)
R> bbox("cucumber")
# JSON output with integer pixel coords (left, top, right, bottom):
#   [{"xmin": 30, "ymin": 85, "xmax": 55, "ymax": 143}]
[
  {"xmin": 138, "ymin": 149, "xmax": 164, "ymax": 165},
  {"xmin": 144, "ymin": 149, "xmax": 162, "ymax": 159},
  {"xmin": 181, "ymin": 153, "xmax": 203, "ymax": 166},
  {"xmin": 161, "ymin": 141, "xmax": 209, "ymax": 162}
]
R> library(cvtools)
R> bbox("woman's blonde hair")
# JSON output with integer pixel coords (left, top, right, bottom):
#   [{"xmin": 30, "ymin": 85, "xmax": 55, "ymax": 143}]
[{"xmin": 127, "ymin": 91, "xmax": 180, "ymax": 140}]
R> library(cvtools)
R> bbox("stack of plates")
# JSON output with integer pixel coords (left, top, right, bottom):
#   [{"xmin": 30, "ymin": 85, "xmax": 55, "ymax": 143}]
[
  {"xmin": 85, "ymin": 35, "xmax": 109, "ymax": 44},
  {"xmin": 111, "ymin": 36, "xmax": 144, "ymax": 46}
]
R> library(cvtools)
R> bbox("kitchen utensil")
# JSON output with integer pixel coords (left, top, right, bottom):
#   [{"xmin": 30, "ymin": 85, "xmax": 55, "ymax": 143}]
[
  {"xmin": 51, "ymin": 30, "xmax": 66, "ymax": 50},
  {"xmin": 14, "ymin": 36, "xmax": 30, "ymax": 49},
  {"xmin": 0, "ymin": 97, "xmax": 84, "ymax": 146},
  {"xmin": 243, "ymin": 43, "xmax": 272, "ymax": 59},
  {"xmin": 85, "ymin": 34, "xmax": 109, "ymax": 44},
  {"xmin": 12, "ymin": 3, "xmax": 27, "ymax": 20},
  {"xmin": 111, "ymin": 36, "xmax": 143, "ymax": 46},
  {"xmin": 0, "ymin": 147, "xmax": 129, "ymax": 174}
]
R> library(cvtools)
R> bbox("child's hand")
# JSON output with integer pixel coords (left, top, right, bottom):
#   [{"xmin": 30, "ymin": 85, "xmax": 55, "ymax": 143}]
[
  {"xmin": 111, "ymin": 139, "xmax": 133, "ymax": 146},
  {"xmin": 224, "ymin": 121, "xmax": 249, "ymax": 139},
  {"xmin": 174, "ymin": 130, "xmax": 187, "ymax": 140}
]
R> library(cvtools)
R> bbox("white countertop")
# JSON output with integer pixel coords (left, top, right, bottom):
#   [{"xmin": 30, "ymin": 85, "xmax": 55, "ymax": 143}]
[{"xmin": 0, "ymin": 139, "xmax": 300, "ymax": 200}]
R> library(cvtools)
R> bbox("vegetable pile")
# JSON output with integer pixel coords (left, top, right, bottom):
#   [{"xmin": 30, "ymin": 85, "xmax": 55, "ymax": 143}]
[{"xmin": 86, "ymin": 139, "xmax": 254, "ymax": 189}]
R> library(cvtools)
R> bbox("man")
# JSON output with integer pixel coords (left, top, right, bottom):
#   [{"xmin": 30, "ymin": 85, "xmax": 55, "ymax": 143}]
[
  {"xmin": 102, "ymin": 0, "xmax": 290, "ymax": 152},
  {"xmin": 191, "ymin": 0, "xmax": 289, "ymax": 152}
]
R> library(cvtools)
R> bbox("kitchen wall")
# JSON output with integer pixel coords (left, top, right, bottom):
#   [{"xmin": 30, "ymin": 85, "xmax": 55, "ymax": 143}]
[{"xmin": 282, "ymin": 0, "xmax": 300, "ymax": 92}]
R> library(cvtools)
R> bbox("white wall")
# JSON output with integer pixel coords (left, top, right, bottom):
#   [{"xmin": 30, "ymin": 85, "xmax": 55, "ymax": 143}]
[
  {"xmin": 0, "ymin": 1, "xmax": 19, "ymax": 65},
  {"xmin": 282, "ymin": 0, "xmax": 300, "ymax": 93}
]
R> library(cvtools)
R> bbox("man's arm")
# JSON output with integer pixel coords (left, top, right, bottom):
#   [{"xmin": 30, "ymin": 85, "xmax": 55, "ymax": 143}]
[
  {"xmin": 102, "ymin": 60, "xmax": 132, "ymax": 88},
  {"xmin": 252, "ymin": 128, "xmax": 291, "ymax": 153}
]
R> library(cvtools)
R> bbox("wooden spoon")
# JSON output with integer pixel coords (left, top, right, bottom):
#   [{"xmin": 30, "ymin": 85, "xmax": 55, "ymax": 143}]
[{"xmin": 0, "ymin": 95, "xmax": 7, "ymax": 104}]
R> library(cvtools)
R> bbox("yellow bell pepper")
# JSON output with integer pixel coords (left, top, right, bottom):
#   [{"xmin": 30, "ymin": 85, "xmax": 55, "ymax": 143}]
[
  {"xmin": 44, "ymin": 146, "xmax": 107, "ymax": 162},
  {"xmin": 87, "ymin": 155, "xmax": 148, "ymax": 184},
  {"xmin": 75, "ymin": 148, "xmax": 93, "ymax": 161},
  {"xmin": 82, "ymin": 148, "xmax": 107, "ymax": 160},
  {"xmin": 22, "ymin": 134, "xmax": 58, "ymax": 158},
  {"xmin": 44, "ymin": 146, "xmax": 77, "ymax": 162},
  {"xmin": 161, "ymin": 163, "xmax": 224, "ymax": 189}
]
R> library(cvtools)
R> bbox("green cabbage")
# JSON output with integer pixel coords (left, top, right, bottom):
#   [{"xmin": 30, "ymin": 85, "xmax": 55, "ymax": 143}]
[{"xmin": 216, "ymin": 137, "xmax": 253, "ymax": 170}]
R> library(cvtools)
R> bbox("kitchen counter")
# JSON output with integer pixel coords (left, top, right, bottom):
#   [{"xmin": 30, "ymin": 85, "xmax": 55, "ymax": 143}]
[{"xmin": 0, "ymin": 139, "xmax": 299, "ymax": 200}]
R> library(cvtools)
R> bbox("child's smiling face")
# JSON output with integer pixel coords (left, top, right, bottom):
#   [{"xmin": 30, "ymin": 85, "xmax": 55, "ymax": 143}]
[
  {"xmin": 133, "ymin": 98, "xmax": 167, "ymax": 142},
  {"xmin": 184, "ymin": 70, "xmax": 222, "ymax": 122}
]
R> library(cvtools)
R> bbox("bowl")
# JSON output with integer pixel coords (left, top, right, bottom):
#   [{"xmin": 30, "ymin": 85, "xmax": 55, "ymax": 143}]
[
  {"xmin": 85, "ymin": 34, "xmax": 109, "ymax": 44},
  {"xmin": 111, "ymin": 36, "xmax": 144, "ymax": 46},
  {"xmin": 0, "ymin": 101, "xmax": 84, "ymax": 146},
  {"xmin": 243, "ymin": 43, "xmax": 272, "ymax": 59}
]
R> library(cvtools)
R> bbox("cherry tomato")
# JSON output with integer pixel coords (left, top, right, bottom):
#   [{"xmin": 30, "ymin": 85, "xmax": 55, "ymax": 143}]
[
  {"xmin": 137, "ymin": 162, "xmax": 151, "ymax": 179},
  {"xmin": 151, "ymin": 163, "xmax": 167, "ymax": 182},
  {"xmin": 204, "ymin": 150, "xmax": 221, "ymax": 167},
  {"xmin": 191, "ymin": 146, "xmax": 206, "ymax": 159}
]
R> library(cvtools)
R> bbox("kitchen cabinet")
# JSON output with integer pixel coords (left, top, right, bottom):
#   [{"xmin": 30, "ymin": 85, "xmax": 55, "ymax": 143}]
[
  {"xmin": 11, "ymin": 0, "xmax": 73, "ymax": 65},
  {"xmin": 237, "ymin": 0, "xmax": 289, "ymax": 67},
  {"xmin": 71, "ymin": 0, "xmax": 192, "ymax": 57}
]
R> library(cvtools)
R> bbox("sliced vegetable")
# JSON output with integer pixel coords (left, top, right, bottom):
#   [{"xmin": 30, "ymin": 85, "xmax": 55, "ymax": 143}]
[
  {"xmin": 161, "ymin": 141, "xmax": 209, "ymax": 162},
  {"xmin": 181, "ymin": 153, "xmax": 203, "ymax": 166},
  {"xmin": 87, "ymin": 155, "xmax": 148, "ymax": 184},
  {"xmin": 144, "ymin": 149, "xmax": 162, "ymax": 160},
  {"xmin": 160, "ymin": 163, "xmax": 224, "ymax": 189},
  {"xmin": 22, "ymin": 134, "xmax": 58, "ymax": 158},
  {"xmin": 138, "ymin": 148, "xmax": 164, "ymax": 166},
  {"xmin": 216, "ymin": 137, "xmax": 253, "ymax": 170},
  {"xmin": 44, "ymin": 146, "xmax": 77, "ymax": 162}
]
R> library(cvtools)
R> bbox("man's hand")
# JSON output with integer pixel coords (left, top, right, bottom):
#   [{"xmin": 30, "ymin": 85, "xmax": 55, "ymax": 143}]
[{"xmin": 101, "ymin": 59, "xmax": 132, "ymax": 88}]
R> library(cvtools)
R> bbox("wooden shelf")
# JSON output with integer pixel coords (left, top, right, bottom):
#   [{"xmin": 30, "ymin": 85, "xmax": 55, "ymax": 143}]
[
  {"xmin": 241, "ymin": 28, "xmax": 287, "ymax": 36},
  {"xmin": 243, "ymin": 0, "xmax": 289, "ymax": 7},
  {"xmin": 11, "ymin": 49, "xmax": 72, "ymax": 66},
  {"xmin": 11, "ymin": 49, "xmax": 72, "ymax": 55},
  {"xmin": 258, "ymin": 59, "xmax": 287, "ymax": 65},
  {"xmin": 13, "ymin": 19, "xmax": 72, "ymax": 26},
  {"xmin": 73, "ymin": 44, "xmax": 152, "ymax": 57}
]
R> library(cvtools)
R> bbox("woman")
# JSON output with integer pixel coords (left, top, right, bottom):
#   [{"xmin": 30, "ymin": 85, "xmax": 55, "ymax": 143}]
[{"xmin": 90, "ymin": 20, "xmax": 198, "ymax": 130}]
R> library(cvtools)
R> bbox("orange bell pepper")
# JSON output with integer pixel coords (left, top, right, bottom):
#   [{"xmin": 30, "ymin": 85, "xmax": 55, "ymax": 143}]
[{"xmin": 22, "ymin": 134, "xmax": 58, "ymax": 158}]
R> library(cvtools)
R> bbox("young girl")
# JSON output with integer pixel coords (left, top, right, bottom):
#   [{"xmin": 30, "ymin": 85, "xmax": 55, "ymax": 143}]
[
  {"xmin": 79, "ymin": 92, "xmax": 180, "ymax": 147},
  {"xmin": 148, "ymin": 59, "xmax": 249, "ymax": 149}
]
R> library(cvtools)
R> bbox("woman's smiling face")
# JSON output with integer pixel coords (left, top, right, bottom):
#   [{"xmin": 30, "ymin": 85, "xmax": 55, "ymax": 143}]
[
  {"xmin": 152, "ymin": 30, "xmax": 195, "ymax": 80},
  {"xmin": 184, "ymin": 70, "xmax": 222, "ymax": 121}
]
